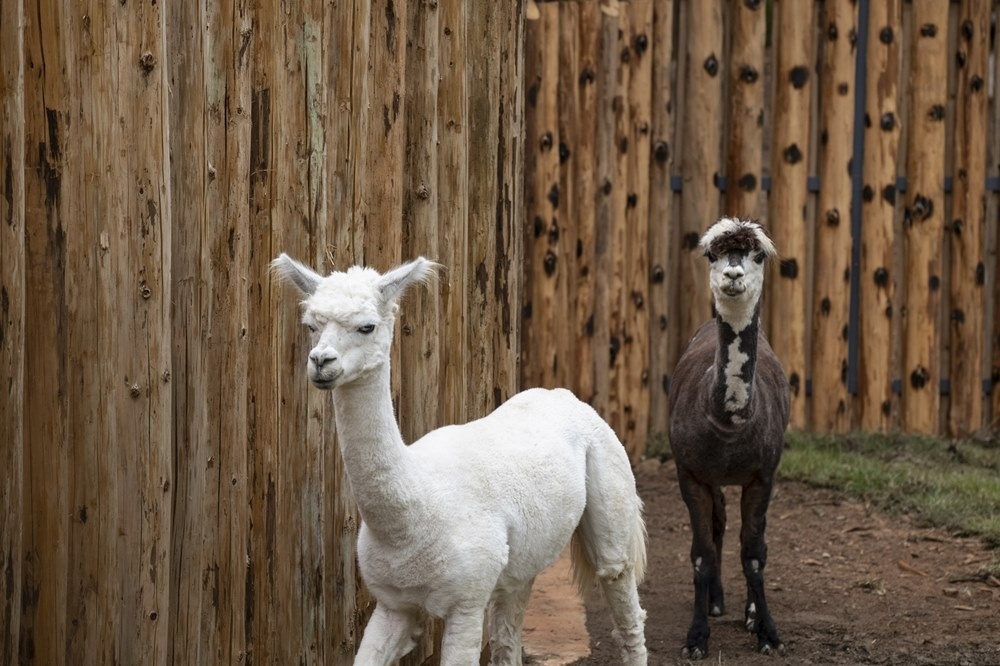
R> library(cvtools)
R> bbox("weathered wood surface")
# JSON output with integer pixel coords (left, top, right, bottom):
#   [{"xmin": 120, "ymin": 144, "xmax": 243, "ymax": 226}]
[
  {"xmin": 947, "ymin": 0, "xmax": 990, "ymax": 436},
  {"xmin": 767, "ymin": 0, "xmax": 815, "ymax": 429},
  {"xmin": 0, "ymin": 0, "xmax": 25, "ymax": 660},
  {"xmin": 7, "ymin": 1, "xmax": 524, "ymax": 664},
  {"xmin": 812, "ymin": 0, "xmax": 858, "ymax": 433},
  {"xmin": 901, "ymin": 0, "xmax": 949, "ymax": 434}
]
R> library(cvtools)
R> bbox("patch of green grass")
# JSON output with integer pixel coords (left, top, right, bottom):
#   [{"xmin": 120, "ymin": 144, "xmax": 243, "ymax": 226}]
[{"xmin": 780, "ymin": 431, "xmax": 1000, "ymax": 550}]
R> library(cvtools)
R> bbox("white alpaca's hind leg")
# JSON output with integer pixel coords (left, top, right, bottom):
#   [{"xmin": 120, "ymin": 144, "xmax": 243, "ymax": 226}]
[
  {"xmin": 440, "ymin": 607, "xmax": 486, "ymax": 666},
  {"xmin": 486, "ymin": 580, "xmax": 534, "ymax": 665},
  {"xmin": 354, "ymin": 604, "xmax": 422, "ymax": 666},
  {"xmin": 599, "ymin": 568, "xmax": 648, "ymax": 666}
]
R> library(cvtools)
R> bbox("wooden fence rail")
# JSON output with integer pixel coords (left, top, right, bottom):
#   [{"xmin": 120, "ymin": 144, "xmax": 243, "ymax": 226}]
[{"xmin": 521, "ymin": 0, "xmax": 1000, "ymax": 453}]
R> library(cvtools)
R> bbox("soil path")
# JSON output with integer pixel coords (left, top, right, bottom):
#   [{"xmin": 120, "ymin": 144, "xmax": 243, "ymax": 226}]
[{"xmin": 523, "ymin": 459, "xmax": 1000, "ymax": 665}]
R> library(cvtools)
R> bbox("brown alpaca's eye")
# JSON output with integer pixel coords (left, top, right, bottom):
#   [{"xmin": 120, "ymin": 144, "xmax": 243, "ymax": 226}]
[
  {"xmin": 705, "ymin": 252, "xmax": 717, "ymax": 262},
  {"xmin": 754, "ymin": 252, "xmax": 766, "ymax": 264},
  {"xmin": 358, "ymin": 324, "xmax": 376, "ymax": 334}
]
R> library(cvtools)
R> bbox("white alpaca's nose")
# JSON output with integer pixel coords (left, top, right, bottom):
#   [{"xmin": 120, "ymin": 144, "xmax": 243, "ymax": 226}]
[{"xmin": 309, "ymin": 348, "xmax": 338, "ymax": 369}]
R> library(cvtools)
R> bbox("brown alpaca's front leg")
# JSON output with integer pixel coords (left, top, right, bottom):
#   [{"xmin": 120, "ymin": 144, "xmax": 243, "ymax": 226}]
[
  {"xmin": 740, "ymin": 480, "xmax": 785, "ymax": 656},
  {"xmin": 678, "ymin": 473, "xmax": 717, "ymax": 660}
]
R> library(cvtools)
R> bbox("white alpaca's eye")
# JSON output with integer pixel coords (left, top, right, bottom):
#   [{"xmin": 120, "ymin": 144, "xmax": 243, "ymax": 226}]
[
  {"xmin": 306, "ymin": 323, "xmax": 318, "ymax": 333},
  {"xmin": 357, "ymin": 323, "xmax": 375, "ymax": 334}
]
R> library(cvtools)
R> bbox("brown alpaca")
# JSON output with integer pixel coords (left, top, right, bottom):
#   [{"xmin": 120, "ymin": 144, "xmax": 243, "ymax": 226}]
[{"xmin": 668, "ymin": 218, "xmax": 789, "ymax": 659}]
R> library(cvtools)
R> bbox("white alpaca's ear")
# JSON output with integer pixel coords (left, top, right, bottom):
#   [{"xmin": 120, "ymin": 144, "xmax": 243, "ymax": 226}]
[
  {"xmin": 271, "ymin": 253, "xmax": 323, "ymax": 296},
  {"xmin": 378, "ymin": 257, "xmax": 439, "ymax": 305}
]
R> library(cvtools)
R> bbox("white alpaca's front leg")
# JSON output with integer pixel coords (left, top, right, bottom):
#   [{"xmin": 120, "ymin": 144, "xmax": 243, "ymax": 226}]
[
  {"xmin": 440, "ymin": 607, "xmax": 486, "ymax": 666},
  {"xmin": 354, "ymin": 604, "xmax": 422, "ymax": 666}
]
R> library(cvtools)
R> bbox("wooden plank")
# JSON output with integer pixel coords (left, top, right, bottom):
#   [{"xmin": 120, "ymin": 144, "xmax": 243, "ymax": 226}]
[
  {"xmin": 21, "ymin": 0, "xmax": 71, "ymax": 660},
  {"xmin": 901, "ymin": 0, "xmax": 948, "ymax": 434},
  {"xmin": 646, "ymin": 0, "xmax": 675, "ymax": 438},
  {"xmin": 573, "ymin": 1, "xmax": 601, "ymax": 405},
  {"xmin": 676, "ymin": 0, "xmax": 722, "ymax": 354},
  {"xmin": 437, "ymin": 0, "xmax": 469, "ymax": 426},
  {"xmin": 556, "ymin": 0, "xmax": 580, "ymax": 397},
  {"xmin": 990, "ymin": 10, "xmax": 1000, "ymax": 427},
  {"xmin": 523, "ymin": 2, "xmax": 562, "ymax": 389},
  {"xmin": 0, "ymin": 0, "xmax": 25, "ymax": 659},
  {"xmin": 620, "ymin": 0, "xmax": 653, "ymax": 459},
  {"xmin": 724, "ymin": 0, "xmax": 766, "ymax": 220},
  {"xmin": 812, "ymin": 0, "xmax": 858, "ymax": 432},
  {"xmin": 947, "ymin": 0, "xmax": 990, "ymax": 436},
  {"xmin": 591, "ymin": 1, "xmax": 620, "ymax": 419},
  {"xmin": 767, "ymin": 0, "xmax": 815, "ymax": 428},
  {"xmin": 858, "ymin": 0, "xmax": 902, "ymax": 431},
  {"xmin": 606, "ymin": 2, "xmax": 630, "ymax": 438}
]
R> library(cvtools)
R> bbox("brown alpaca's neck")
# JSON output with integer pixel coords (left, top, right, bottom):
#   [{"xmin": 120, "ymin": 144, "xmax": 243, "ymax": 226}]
[{"xmin": 711, "ymin": 301, "xmax": 761, "ymax": 425}]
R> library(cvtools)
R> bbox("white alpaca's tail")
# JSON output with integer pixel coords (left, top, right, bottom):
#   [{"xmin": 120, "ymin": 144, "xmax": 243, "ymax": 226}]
[
  {"xmin": 569, "ymin": 420, "xmax": 647, "ymax": 594},
  {"xmin": 569, "ymin": 414, "xmax": 649, "ymax": 664}
]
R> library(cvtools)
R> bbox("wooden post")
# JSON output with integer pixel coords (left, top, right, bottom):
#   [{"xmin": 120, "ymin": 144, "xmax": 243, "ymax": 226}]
[
  {"xmin": 812, "ymin": 0, "xmax": 858, "ymax": 432},
  {"xmin": 571, "ymin": 1, "xmax": 600, "ymax": 404},
  {"xmin": 437, "ymin": 0, "xmax": 469, "ymax": 426},
  {"xmin": 724, "ymin": 0, "xmax": 766, "ymax": 221},
  {"xmin": 620, "ymin": 0, "xmax": 653, "ymax": 459},
  {"xmin": 523, "ymin": 2, "xmax": 562, "ymax": 389},
  {"xmin": 676, "ymin": 0, "xmax": 722, "ymax": 355},
  {"xmin": 947, "ymin": 0, "xmax": 990, "ymax": 436},
  {"xmin": 646, "ymin": 0, "xmax": 676, "ymax": 439},
  {"xmin": 768, "ymin": 0, "xmax": 815, "ymax": 428},
  {"xmin": 858, "ymin": 0, "xmax": 902, "ymax": 431},
  {"xmin": 901, "ymin": 0, "xmax": 948, "ymax": 434},
  {"xmin": 0, "ymin": 0, "xmax": 25, "ymax": 659}
]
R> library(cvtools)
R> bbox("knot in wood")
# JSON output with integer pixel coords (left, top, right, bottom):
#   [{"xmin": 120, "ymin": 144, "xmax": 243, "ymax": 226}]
[
  {"xmin": 651, "ymin": 264, "xmax": 665, "ymax": 284},
  {"xmin": 543, "ymin": 250, "xmax": 558, "ymax": 277},
  {"xmin": 880, "ymin": 112, "xmax": 895, "ymax": 131},
  {"xmin": 739, "ymin": 65, "xmax": 759, "ymax": 84},
  {"xmin": 919, "ymin": 24, "xmax": 938, "ymax": 38},
  {"xmin": 827, "ymin": 23, "xmax": 838, "ymax": 41},
  {"xmin": 879, "ymin": 26, "xmax": 894, "ymax": 44},
  {"xmin": 960, "ymin": 19, "xmax": 974, "ymax": 41},
  {"xmin": 703, "ymin": 53, "xmax": 719, "ymax": 77},
  {"xmin": 416, "ymin": 183, "xmax": 431, "ymax": 200},
  {"xmin": 130, "ymin": 383, "xmax": 142, "ymax": 398},
  {"xmin": 632, "ymin": 34, "xmax": 648, "ymax": 56},
  {"xmin": 653, "ymin": 141, "xmax": 669, "ymax": 163},
  {"xmin": 139, "ymin": 51, "xmax": 156, "ymax": 75},
  {"xmin": 910, "ymin": 366, "xmax": 930, "ymax": 389},
  {"xmin": 539, "ymin": 131, "xmax": 553, "ymax": 152},
  {"xmin": 825, "ymin": 208, "xmax": 840, "ymax": 226}
]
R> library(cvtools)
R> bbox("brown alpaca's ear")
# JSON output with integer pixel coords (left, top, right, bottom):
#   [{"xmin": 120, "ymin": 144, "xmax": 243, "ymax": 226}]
[
  {"xmin": 271, "ymin": 253, "xmax": 323, "ymax": 295},
  {"xmin": 377, "ymin": 257, "xmax": 440, "ymax": 305}
]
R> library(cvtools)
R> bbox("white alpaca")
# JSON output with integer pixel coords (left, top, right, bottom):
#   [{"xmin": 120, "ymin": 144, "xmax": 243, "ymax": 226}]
[{"xmin": 272, "ymin": 254, "xmax": 648, "ymax": 666}]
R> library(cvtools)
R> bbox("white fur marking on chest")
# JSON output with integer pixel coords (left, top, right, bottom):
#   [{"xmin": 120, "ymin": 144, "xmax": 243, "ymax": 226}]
[{"xmin": 724, "ymin": 337, "xmax": 751, "ymax": 416}]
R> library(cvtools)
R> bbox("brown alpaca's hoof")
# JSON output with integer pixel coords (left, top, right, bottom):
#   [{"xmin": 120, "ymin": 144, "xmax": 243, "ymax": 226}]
[
  {"xmin": 758, "ymin": 641, "xmax": 787, "ymax": 657},
  {"xmin": 680, "ymin": 645, "xmax": 706, "ymax": 660},
  {"xmin": 709, "ymin": 603, "xmax": 724, "ymax": 617}
]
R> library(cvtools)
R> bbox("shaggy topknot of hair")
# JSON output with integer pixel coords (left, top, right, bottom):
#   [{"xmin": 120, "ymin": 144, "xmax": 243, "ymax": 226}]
[{"xmin": 700, "ymin": 217, "xmax": 777, "ymax": 258}]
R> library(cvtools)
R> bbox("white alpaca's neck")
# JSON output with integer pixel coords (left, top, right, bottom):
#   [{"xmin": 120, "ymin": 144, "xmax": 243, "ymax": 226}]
[
  {"xmin": 332, "ymin": 363, "xmax": 425, "ymax": 540},
  {"xmin": 711, "ymin": 299, "xmax": 761, "ymax": 425}
]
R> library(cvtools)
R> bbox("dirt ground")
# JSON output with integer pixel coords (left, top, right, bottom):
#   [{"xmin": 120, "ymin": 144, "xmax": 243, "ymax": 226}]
[{"xmin": 534, "ymin": 458, "xmax": 1000, "ymax": 666}]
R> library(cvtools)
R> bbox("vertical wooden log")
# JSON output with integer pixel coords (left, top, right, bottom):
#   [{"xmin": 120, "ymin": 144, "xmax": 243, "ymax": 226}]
[
  {"xmin": 901, "ymin": 1, "xmax": 948, "ymax": 434},
  {"xmin": 466, "ymin": 0, "xmax": 523, "ymax": 417},
  {"xmin": 676, "ymin": 0, "xmax": 722, "ymax": 352},
  {"xmin": 572, "ymin": 1, "xmax": 599, "ymax": 404},
  {"xmin": 523, "ymin": 3, "xmax": 562, "ymax": 389},
  {"xmin": 605, "ymin": 3, "xmax": 630, "ymax": 438},
  {"xmin": 812, "ymin": 0, "xmax": 858, "ymax": 432},
  {"xmin": 437, "ymin": 0, "xmax": 469, "ymax": 425},
  {"xmin": 768, "ymin": 0, "xmax": 815, "ymax": 428},
  {"xmin": 724, "ymin": 0, "xmax": 766, "ymax": 220},
  {"xmin": 556, "ymin": 0, "xmax": 580, "ymax": 397},
  {"xmin": 592, "ymin": 1, "xmax": 620, "ymax": 418},
  {"xmin": 620, "ymin": 0, "xmax": 653, "ymax": 459},
  {"xmin": 0, "ymin": 0, "xmax": 25, "ymax": 659},
  {"xmin": 858, "ymin": 0, "xmax": 902, "ymax": 431},
  {"xmin": 947, "ymin": 0, "xmax": 990, "ymax": 436},
  {"xmin": 990, "ymin": 14, "xmax": 1000, "ymax": 427},
  {"xmin": 647, "ymin": 0, "xmax": 676, "ymax": 438},
  {"xmin": 167, "ymin": 0, "xmax": 254, "ymax": 661},
  {"xmin": 21, "ymin": 0, "xmax": 71, "ymax": 660}
]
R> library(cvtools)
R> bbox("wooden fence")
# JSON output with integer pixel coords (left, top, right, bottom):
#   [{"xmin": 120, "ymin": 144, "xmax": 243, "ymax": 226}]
[
  {"xmin": 4, "ymin": 0, "xmax": 1000, "ymax": 663},
  {"xmin": 1, "ymin": 0, "xmax": 522, "ymax": 663},
  {"xmin": 521, "ymin": 0, "xmax": 1000, "ymax": 452}
]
